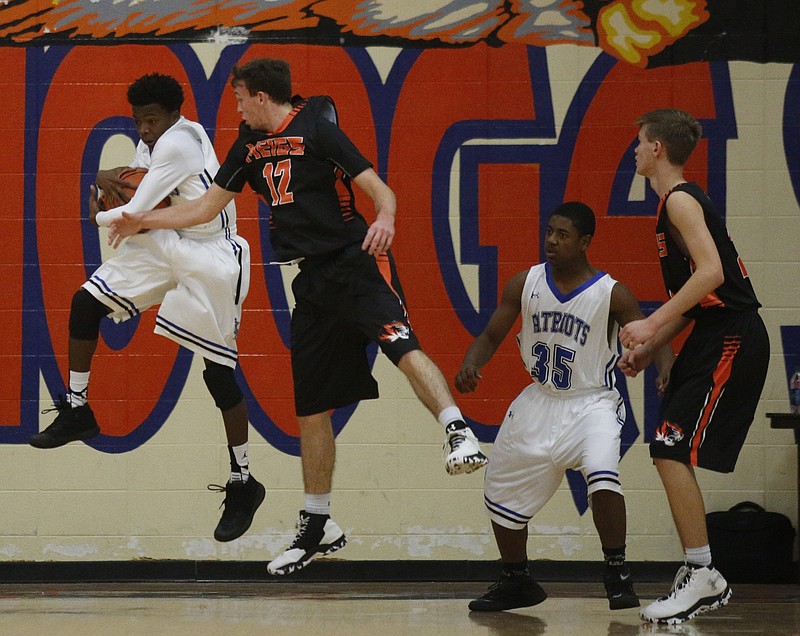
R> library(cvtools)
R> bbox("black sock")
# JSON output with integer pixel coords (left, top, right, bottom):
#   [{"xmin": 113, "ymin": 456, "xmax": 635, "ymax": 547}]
[
  {"xmin": 502, "ymin": 560, "xmax": 530, "ymax": 578},
  {"xmin": 603, "ymin": 546, "xmax": 626, "ymax": 568},
  {"xmin": 227, "ymin": 446, "xmax": 250, "ymax": 482}
]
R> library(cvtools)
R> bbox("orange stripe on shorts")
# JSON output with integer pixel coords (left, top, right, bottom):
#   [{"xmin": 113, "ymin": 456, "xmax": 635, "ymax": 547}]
[{"xmin": 690, "ymin": 336, "xmax": 741, "ymax": 464}]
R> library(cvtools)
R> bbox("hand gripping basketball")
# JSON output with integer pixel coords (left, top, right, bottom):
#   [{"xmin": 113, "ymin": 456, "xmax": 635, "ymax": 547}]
[{"xmin": 97, "ymin": 168, "xmax": 170, "ymax": 211}]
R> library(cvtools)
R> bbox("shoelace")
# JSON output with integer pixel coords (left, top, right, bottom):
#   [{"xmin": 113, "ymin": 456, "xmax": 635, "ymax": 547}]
[
  {"xmin": 289, "ymin": 515, "xmax": 311, "ymax": 549},
  {"xmin": 207, "ymin": 484, "xmax": 229, "ymax": 510},
  {"xmin": 41, "ymin": 395, "xmax": 69, "ymax": 416},
  {"xmin": 448, "ymin": 430, "xmax": 466, "ymax": 451},
  {"xmin": 667, "ymin": 565, "xmax": 692, "ymax": 597}
]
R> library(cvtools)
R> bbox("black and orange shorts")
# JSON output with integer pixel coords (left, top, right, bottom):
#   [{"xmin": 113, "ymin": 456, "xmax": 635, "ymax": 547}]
[
  {"xmin": 651, "ymin": 310, "xmax": 769, "ymax": 473},
  {"xmin": 290, "ymin": 243, "xmax": 421, "ymax": 416}
]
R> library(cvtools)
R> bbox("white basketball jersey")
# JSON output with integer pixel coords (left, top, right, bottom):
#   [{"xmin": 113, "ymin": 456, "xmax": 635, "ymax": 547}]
[
  {"xmin": 516, "ymin": 263, "xmax": 622, "ymax": 396},
  {"xmin": 128, "ymin": 116, "xmax": 237, "ymax": 239}
]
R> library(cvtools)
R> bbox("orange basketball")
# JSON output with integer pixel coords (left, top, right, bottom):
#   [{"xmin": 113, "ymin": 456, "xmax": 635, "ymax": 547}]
[{"xmin": 97, "ymin": 167, "xmax": 170, "ymax": 211}]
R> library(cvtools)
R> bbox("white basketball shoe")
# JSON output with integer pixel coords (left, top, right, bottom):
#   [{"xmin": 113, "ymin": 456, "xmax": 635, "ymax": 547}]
[
  {"xmin": 443, "ymin": 423, "xmax": 488, "ymax": 475},
  {"xmin": 640, "ymin": 565, "xmax": 731, "ymax": 624}
]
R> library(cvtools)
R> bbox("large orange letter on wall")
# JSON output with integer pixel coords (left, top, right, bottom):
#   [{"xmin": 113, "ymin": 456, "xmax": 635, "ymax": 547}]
[{"xmin": 0, "ymin": 49, "xmax": 25, "ymax": 438}]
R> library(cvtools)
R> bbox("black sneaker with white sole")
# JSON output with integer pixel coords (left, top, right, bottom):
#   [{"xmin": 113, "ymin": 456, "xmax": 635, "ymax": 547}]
[{"xmin": 267, "ymin": 510, "xmax": 347, "ymax": 575}]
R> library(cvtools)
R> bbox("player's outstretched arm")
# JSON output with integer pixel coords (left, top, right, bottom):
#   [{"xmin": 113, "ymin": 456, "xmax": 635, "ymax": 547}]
[
  {"xmin": 455, "ymin": 270, "xmax": 526, "ymax": 394},
  {"xmin": 108, "ymin": 184, "xmax": 235, "ymax": 247}
]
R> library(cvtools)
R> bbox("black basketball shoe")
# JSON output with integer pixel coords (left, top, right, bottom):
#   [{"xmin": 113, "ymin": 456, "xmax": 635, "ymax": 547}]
[
  {"xmin": 604, "ymin": 564, "xmax": 640, "ymax": 610},
  {"xmin": 209, "ymin": 476, "xmax": 266, "ymax": 542},
  {"xmin": 469, "ymin": 572, "xmax": 548, "ymax": 612},
  {"xmin": 29, "ymin": 396, "xmax": 100, "ymax": 448}
]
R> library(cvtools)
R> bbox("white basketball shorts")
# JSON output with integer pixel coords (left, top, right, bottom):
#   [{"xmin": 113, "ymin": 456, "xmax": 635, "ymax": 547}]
[
  {"xmin": 83, "ymin": 229, "xmax": 250, "ymax": 368},
  {"xmin": 484, "ymin": 382, "xmax": 626, "ymax": 530}
]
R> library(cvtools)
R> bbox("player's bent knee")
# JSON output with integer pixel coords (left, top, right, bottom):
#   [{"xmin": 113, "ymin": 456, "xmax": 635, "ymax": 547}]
[
  {"xmin": 69, "ymin": 288, "xmax": 110, "ymax": 340},
  {"xmin": 203, "ymin": 362, "xmax": 243, "ymax": 412},
  {"xmin": 390, "ymin": 343, "xmax": 424, "ymax": 369}
]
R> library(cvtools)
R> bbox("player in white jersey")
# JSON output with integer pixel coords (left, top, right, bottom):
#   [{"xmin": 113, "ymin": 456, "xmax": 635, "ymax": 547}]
[
  {"xmin": 456, "ymin": 202, "xmax": 673, "ymax": 613},
  {"xmin": 29, "ymin": 74, "xmax": 264, "ymax": 543}
]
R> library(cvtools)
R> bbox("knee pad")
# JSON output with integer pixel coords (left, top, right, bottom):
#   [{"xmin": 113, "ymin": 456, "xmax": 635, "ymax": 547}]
[
  {"xmin": 203, "ymin": 363, "xmax": 243, "ymax": 412},
  {"xmin": 69, "ymin": 289, "xmax": 110, "ymax": 340}
]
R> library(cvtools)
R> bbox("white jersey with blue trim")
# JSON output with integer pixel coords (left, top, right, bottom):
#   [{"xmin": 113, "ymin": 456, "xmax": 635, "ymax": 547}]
[
  {"xmin": 109, "ymin": 116, "xmax": 236, "ymax": 239},
  {"xmin": 516, "ymin": 263, "xmax": 622, "ymax": 396}
]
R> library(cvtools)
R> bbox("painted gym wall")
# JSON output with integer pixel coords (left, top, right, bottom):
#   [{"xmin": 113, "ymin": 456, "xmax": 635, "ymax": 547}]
[{"xmin": 0, "ymin": 2, "xmax": 798, "ymax": 565}]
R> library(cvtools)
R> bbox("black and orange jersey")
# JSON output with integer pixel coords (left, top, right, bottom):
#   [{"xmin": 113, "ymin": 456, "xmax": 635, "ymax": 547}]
[
  {"xmin": 214, "ymin": 95, "xmax": 373, "ymax": 262},
  {"xmin": 656, "ymin": 182, "xmax": 761, "ymax": 320}
]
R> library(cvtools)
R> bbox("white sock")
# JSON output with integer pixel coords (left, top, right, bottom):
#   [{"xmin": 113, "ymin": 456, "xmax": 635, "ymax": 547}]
[
  {"xmin": 305, "ymin": 493, "xmax": 330, "ymax": 516},
  {"xmin": 685, "ymin": 545, "xmax": 712, "ymax": 568},
  {"xmin": 437, "ymin": 406, "xmax": 463, "ymax": 429},
  {"xmin": 68, "ymin": 371, "xmax": 90, "ymax": 407},
  {"xmin": 229, "ymin": 443, "xmax": 250, "ymax": 482}
]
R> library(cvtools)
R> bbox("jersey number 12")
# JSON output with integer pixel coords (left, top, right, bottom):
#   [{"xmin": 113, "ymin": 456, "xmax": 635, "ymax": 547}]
[{"xmin": 263, "ymin": 159, "xmax": 295, "ymax": 206}]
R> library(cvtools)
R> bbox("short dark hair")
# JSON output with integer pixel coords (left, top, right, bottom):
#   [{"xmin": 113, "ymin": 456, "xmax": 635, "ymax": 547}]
[
  {"xmin": 551, "ymin": 201, "xmax": 596, "ymax": 237},
  {"xmin": 636, "ymin": 109, "xmax": 702, "ymax": 166},
  {"xmin": 127, "ymin": 73, "xmax": 184, "ymax": 112},
  {"xmin": 230, "ymin": 58, "xmax": 292, "ymax": 104}
]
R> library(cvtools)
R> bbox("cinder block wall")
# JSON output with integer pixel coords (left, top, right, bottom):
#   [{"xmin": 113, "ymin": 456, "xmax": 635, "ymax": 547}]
[{"xmin": 0, "ymin": 41, "xmax": 796, "ymax": 566}]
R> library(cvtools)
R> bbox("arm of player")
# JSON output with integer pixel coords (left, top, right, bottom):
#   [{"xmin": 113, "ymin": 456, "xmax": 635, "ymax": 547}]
[
  {"xmin": 96, "ymin": 138, "xmax": 199, "ymax": 227},
  {"xmin": 455, "ymin": 270, "xmax": 527, "ymax": 394},
  {"xmin": 611, "ymin": 282, "xmax": 676, "ymax": 389},
  {"xmin": 88, "ymin": 185, "xmax": 102, "ymax": 227},
  {"xmin": 620, "ymin": 191, "xmax": 723, "ymax": 349},
  {"xmin": 618, "ymin": 315, "xmax": 688, "ymax": 380},
  {"xmin": 653, "ymin": 340, "xmax": 676, "ymax": 394},
  {"xmin": 353, "ymin": 168, "xmax": 397, "ymax": 255},
  {"xmin": 107, "ymin": 184, "xmax": 235, "ymax": 248}
]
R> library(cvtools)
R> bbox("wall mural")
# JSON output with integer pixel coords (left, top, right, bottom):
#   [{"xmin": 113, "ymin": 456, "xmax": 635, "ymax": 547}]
[
  {"xmin": 1, "ymin": 1, "xmax": 797, "ymax": 515},
  {"xmin": 1, "ymin": 1, "xmax": 797, "ymax": 67}
]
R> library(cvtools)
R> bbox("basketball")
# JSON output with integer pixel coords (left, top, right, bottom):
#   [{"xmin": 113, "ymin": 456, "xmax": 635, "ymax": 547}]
[{"xmin": 97, "ymin": 167, "xmax": 170, "ymax": 211}]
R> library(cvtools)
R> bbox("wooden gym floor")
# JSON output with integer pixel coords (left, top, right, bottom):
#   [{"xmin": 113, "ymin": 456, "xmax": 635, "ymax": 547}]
[{"xmin": 0, "ymin": 581, "xmax": 797, "ymax": 636}]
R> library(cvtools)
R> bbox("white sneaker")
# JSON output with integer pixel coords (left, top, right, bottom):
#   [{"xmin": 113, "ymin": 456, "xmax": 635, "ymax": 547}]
[
  {"xmin": 443, "ymin": 424, "xmax": 488, "ymax": 475},
  {"xmin": 267, "ymin": 510, "xmax": 347, "ymax": 576},
  {"xmin": 640, "ymin": 565, "xmax": 731, "ymax": 624}
]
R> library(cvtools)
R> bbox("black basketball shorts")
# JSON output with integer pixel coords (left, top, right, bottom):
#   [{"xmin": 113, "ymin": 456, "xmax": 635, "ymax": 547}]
[
  {"xmin": 651, "ymin": 310, "xmax": 769, "ymax": 473},
  {"xmin": 290, "ymin": 244, "xmax": 421, "ymax": 417}
]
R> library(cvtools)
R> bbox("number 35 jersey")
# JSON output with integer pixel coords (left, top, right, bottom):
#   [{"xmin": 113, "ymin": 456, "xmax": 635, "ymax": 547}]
[{"xmin": 517, "ymin": 263, "xmax": 622, "ymax": 396}]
